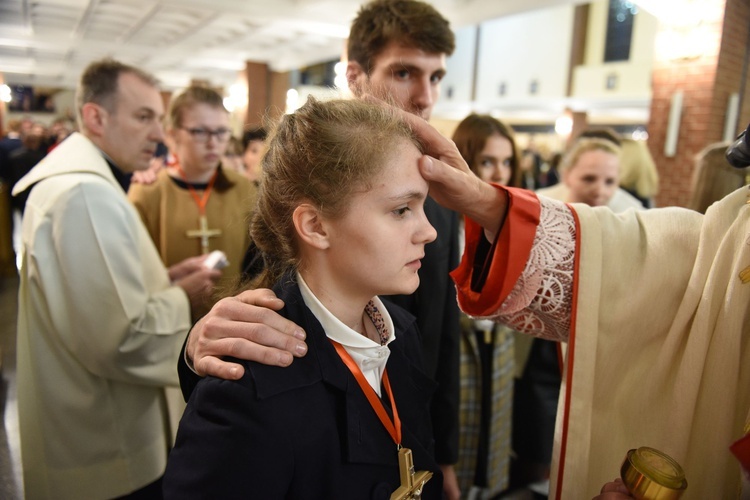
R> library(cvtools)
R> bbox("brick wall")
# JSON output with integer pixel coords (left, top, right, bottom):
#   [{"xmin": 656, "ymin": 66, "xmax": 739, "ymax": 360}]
[{"xmin": 648, "ymin": 0, "xmax": 750, "ymax": 208}]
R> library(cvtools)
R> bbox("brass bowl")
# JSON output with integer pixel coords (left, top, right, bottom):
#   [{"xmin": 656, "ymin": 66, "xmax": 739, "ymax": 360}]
[{"xmin": 620, "ymin": 447, "xmax": 687, "ymax": 499}]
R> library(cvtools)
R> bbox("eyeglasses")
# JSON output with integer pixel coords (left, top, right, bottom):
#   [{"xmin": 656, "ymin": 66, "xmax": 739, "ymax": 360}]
[{"xmin": 179, "ymin": 127, "xmax": 232, "ymax": 142}]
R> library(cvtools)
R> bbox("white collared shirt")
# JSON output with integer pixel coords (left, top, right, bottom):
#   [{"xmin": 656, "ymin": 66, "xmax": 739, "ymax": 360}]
[{"xmin": 297, "ymin": 273, "xmax": 395, "ymax": 396}]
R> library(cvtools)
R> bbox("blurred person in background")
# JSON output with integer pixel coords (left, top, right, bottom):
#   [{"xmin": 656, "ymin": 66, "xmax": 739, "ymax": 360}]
[
  {"xmin": 688, "ymin": 141, "xmax": 749, "ymax": 214},
  {"xmin": 222, "ymin": 135, "xmax": 246, "ymax": 175},
  {"xmin": 241, "ymin": 126, "xmax": 267, "ymax": 185},
  {"xmin": 45, "ymin": 116, "xmax": 76, "ymax": 152},
  {"xmin": 451, "ymin": 113, "xmax": 519, "ymax": 499},
  {"xmin": 618, "ymin": 137, "xmax": 659, "ymax": 208},
  {"xmin": 8, "ymin": 122, "xmax": 47, "ymax": 214},
  {"xmin": 537, "ymin": 138, "xmax": 634, "ymax": 209}
]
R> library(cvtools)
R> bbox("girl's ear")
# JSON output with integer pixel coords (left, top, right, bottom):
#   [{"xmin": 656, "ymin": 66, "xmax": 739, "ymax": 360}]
[{"xmin": 293, "ymin": 204, "xmax": 330, "ymax": 249}]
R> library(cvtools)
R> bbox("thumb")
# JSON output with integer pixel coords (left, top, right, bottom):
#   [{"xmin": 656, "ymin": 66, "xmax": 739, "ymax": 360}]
[
  {"xmin": 237, "ymin": 288, "xmax": 285, "ymax": 310},
  {"xmin": 418, "ymin": 155, "xmax": 437, "ymax": 180}
]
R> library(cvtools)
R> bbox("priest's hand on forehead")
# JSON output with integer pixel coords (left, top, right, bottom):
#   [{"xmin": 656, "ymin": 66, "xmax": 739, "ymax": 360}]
[{"xmin": 373, "ymin": 95, "xmax": 508, "ymax": 239}]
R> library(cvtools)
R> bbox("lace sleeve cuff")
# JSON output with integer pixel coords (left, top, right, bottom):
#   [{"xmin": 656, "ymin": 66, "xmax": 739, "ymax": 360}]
[{"xmin": 479, "ymin": 196, "xmax": 576, "ymax": 342}]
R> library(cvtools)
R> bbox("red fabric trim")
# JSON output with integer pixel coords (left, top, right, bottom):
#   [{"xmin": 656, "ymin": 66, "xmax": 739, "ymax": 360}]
[
  {"xmin": 730, "ymin": 432, "xmax": 750, "ymax": 474},
  {"xmin": 554, "ymin": 204, "xmax": 580, "ymax": 500},
  {"xmin": 450, "ymin": 185, "xmax": 541, "ymax": 316}
]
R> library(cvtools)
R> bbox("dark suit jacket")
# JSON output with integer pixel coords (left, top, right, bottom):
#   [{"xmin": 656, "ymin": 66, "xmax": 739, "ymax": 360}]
[{"xmin": 165, "ymin": 277, "xmax": 442, "ymax": 499}]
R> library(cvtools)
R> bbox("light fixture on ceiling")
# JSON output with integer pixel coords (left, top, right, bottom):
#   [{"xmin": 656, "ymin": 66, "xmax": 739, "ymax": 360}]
[
  {"xmin": 223, "ymin": 83, "xmax": 248, "ymax": 112},
  {"xmin": 554, "ymin": 110, "xmax": 573, "ymax": 137},
  {"xmin": 333, "ymin": 61, "xmax": 347, "ymax": 90},
  {"xmin": 634, "ymin": 0, "xmax": 722, "ymax": 61},
  {"xmin": 0, "ymin": 84, "xmax": 11, "ymax": 104},
  {"xmin": 286, "ymin": 88, "xmax": 300, "ymax": 114}
]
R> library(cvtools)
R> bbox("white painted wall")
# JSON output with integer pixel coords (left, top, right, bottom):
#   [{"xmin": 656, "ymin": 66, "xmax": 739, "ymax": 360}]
[
  {"xmin": 434, "ymin": 25, "xmax": 479, "ymax": 120},
  {"xmin": 573, "ymin": 0, "xmax": 657, "ymax": 99},
  {"xmin": 442, "ymin": 25, "xmax": 478, "ymax": 105},
  {"xmin": 475, "ymin": 5, "xmax": 575, "ymax": 103}
]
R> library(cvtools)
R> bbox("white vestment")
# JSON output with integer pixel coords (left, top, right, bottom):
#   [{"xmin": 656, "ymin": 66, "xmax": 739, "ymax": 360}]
[
  {"xmin": 453, "ymin": 185, "xmax": 750, "ymax": 498},
  {"xmin": 12, "ymin": 133, "xmax": 191, "ymax": 499}
]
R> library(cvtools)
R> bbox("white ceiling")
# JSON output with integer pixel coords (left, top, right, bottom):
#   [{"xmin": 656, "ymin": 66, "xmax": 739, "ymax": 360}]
[{"xmin": 0, "ymin": 0, "xmax": 581, "ymax": 91}]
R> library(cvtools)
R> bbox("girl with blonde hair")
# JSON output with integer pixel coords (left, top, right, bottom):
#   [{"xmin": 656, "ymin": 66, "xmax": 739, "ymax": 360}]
[
  {"xmin": 537, "ymin": 138, "xmax": 623, "ymax": 207},
  {"xmin": 618, "ymin": 137, "xmax": 659, "ymax": 207}
]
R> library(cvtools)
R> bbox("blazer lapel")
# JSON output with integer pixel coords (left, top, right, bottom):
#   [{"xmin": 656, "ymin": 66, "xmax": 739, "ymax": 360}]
[{"xmin": 278, "ymin": 280, "xmax": 435, "ymax": 468}]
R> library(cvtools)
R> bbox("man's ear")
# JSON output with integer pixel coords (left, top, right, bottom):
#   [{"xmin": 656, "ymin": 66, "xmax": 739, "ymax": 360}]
[
  {"xmin": 80, "ymin": 103, "xmax": 107, "ymax": 137},
  {"xmin": 346, "ymin": 60, "xmax": 367, "ymax": 98},
  {"xmin": 293, "ymin": 204, "xmax": 330, "ymax": 250}
]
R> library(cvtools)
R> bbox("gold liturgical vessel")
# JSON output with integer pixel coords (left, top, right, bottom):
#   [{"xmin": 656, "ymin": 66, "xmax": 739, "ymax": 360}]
[{"xmin": 621, "ymin": 447, "xmax": 688, "ymax": 499}]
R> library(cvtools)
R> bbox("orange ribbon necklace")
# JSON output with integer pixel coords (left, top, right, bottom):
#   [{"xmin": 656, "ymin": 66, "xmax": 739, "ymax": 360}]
[
  {"xmin": 330, "ymin": 338, "xmax": 434, "ymax": 497},
  {"xmin": 173, "ymin": 160, "xmax": 219, "ymax": 216},
  {"xmin": 172, "ymin": 158, "xmax": 222, "ymax": 254},
  {"xmin": 330, "ymin": 340, "xmax": 401, "ymax": 446}
]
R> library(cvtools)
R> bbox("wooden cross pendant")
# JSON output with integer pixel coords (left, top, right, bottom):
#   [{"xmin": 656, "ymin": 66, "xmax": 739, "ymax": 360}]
[
  {"xmin": 391, "ymin": 447, "xmax": 433, "ymax": 500},
  {"xmin": 186, "ymin": 215, "xmax": 222, "ymax": 254}
]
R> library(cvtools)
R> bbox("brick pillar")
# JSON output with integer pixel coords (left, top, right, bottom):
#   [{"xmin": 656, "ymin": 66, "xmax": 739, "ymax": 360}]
[
  {"xmin": 269, "ymin": 71, "xmax": 290, "ymax": 125},
  {"xmin": 243, "ymin": 63, "xmax": 290, "ymax": 128},
  {"xmin": 647, "ymin": 0, "xmax": 750, "ymax": 207},
  {"xmin": 567, "ymin": 110, "xmax": 590, "ymax": 150},
  {"xmin": 244, "ymin": 62, "xmax": 268, "ymax": 127}
]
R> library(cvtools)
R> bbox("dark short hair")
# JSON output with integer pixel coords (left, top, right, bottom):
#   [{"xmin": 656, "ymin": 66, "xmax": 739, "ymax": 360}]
[
  {"xmin": 242, "ymin": 127, "xmax": 268, "ymax": 149},
  {"xmin": 348, "ymin": 0, "xmax": 455, "ymax": 74},
  {"xmin": 75, "ymin": 58, "xmax": 158, "ymax": 122}
]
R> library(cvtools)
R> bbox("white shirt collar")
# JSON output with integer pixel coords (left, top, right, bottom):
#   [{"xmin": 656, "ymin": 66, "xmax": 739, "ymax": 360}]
[{"xmin": 297, "ymin": 273, "xmax": 395, "ymax": 396}]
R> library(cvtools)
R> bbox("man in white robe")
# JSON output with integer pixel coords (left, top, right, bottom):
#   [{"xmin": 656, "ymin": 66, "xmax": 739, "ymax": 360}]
[{"xmin": 12, "ymin": 59, "xmax": 219, "ymax": 499}]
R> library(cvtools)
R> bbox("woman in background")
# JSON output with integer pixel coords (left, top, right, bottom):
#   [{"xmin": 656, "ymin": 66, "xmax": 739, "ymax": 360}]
[
  {"xmin": 451, "ymin": 114, "xmax": 520, "ymax": 499},
  {"xmin": 221, "ymin": 135, "xmax": 246, "ymax": 174},
  {"xmin": 536, "ymin": 137, "xmax": 623, "ymax": 208},
  {"xmin": 241, "ymin": 126, "xmax": 267, "ymax": 185}
]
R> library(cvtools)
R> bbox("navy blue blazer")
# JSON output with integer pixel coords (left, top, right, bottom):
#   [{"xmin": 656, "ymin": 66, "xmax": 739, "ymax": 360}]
[{"xmin": 164, "ymin": 276, "xmax": 442, "ymax": 499}]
